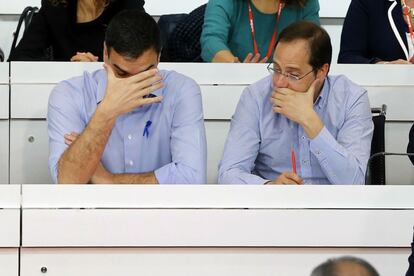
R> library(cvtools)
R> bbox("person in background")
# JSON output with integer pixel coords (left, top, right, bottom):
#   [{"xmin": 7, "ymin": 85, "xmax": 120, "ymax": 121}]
[
  {"xmin": 9, "ymin": 0, "xmax": 144, "ymax": 62},
  {"xmin": 218, "ymin": 21, "xmax": 373, "ymax": 185},
  {"xmin": 311, "ymin": 256, "xmax": 380, "ymax": 276},
  {"xmin": 47, "ymin": 10, "xmax": 207, "ymax": 184},
  {"xmin": 338, "ymin": 0, "xmax": 414, "ymax": 64},
  {"xmin": 200, "ymin": 0, "xmax": 320, "ymax": 63},
  {"xmin": 406, "ymin": 229, "xmax": 414, "ymax": 276},
  {"xmin": 407, "ymin": 124, "xmax": 414, "ymax": 165}
]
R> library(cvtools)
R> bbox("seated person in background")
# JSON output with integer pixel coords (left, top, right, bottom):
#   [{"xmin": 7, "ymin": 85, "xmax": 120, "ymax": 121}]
[
  {"xmin": 407, "ymin": 123, "xmax": 414, "ymax": 165},
  {"xmin": 338, "ymin": 0, "xmax": 414, "ymax": 64},
  {"xmin": 311, "ymin": 256, "xmax": 380, "ymax": 276},
  {"xmin": 406, "ymin": 229, "xmax": 414, "ymax": 276},
  {"xmin": 218, "ymin": 21, "xmax": 373, "ymax": 185},
  {"xmin": 47, "ymin": 10, "xmax": 207, "ymax": 184},
  {"xmin": 9, "ymin": 0, "xmax": 144, "ymax": 62},
  {"xmin": 200, "ymin": 0, "xmax": 320, "ymax": 63}
]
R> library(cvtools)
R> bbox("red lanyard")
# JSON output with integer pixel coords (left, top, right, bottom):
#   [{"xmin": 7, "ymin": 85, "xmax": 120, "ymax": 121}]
[
  {"xmin": 248, "ymin": 0, "xmax": 284, "ymax": 60},
  {"xmin": 401, "ymin": 0, "xmax": 414, "ymax": 60}
]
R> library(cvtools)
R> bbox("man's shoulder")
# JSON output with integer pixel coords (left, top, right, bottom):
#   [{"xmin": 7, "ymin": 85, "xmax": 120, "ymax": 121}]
[
  {"xmin": 244, "ymin": 75, "xmax": 272, "ymax": 101},
  {"xmin": 49, "ymin": 69, "xmax": 104, "ymax": 105},
  {"xmin": 161, "ymin": 70, "xmax": 200, "ymax": 95},
  {"xmin": 327, "ymin": 74, "xmax": 367, "ymax": 102}
]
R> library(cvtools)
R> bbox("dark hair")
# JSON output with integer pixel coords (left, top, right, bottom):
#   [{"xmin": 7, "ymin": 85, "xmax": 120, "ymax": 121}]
[
  {"xmin": 311, "ymin": 256, "xmax": 380, "ymax": 276},
  {"xmin": 276, "ymin": 21, "xmax": 332, "ymax": 70},
  {"xmin": 48, "ymin": 0, "xmax": 109, "ymax": 7},
  {"xmin": 105, "ymin": 10, "xmax": 161, "ymax": 59},
  {"xmin": 284, "ymin": 0, "xmax": 309, "ymax": 7}
]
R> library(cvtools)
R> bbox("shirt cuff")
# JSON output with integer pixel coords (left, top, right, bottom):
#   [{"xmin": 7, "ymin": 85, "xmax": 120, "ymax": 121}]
[{"xmin": 219, "ymin": 171, "xmax": 268, "ymax": 185}]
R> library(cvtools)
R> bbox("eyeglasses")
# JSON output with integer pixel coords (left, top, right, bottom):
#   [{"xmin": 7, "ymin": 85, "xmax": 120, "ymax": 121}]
[{"xmin": 267, "ymin": 63, "xmax": 315, "ymax": 82}]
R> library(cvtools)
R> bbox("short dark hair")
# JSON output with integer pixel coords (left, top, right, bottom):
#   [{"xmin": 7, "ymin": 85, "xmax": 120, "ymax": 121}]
[
  {"xmin": 311, "ymin": 256, "xmax": 380, "ymax": 276},
  {"xmin": 105, "ymin": 10, "xmax": 161, "ymax": 59},
  {"xmin": 276, "ymin": 21, "xmax": 332, "ymax": 70},
  {"xmin": 285, "ymin": 0, "xmax": 309, "ymax": 7}
]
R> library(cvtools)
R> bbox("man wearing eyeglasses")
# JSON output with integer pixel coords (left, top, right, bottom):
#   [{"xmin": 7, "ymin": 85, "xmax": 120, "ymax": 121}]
[{"xmin": 218, "ymin": 21, "xmax": 373, "ymax": 185}]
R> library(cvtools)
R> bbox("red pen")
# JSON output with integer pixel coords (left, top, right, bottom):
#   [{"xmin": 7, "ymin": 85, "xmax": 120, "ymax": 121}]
[{"xmin": 291, "ymin": 147, "xmax": 297, "ymax": 174}]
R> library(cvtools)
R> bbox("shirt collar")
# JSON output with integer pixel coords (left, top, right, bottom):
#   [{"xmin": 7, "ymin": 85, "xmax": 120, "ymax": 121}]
[{"xmin": 314, "ymin": 77, "xmax": 330, "ymax": 109}]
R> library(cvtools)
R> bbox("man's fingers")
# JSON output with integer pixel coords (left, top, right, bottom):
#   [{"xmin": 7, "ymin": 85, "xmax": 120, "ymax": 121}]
[
  {"xmin": 85, "ymin": 52, "xmax": 99, "ymax": 61},
  {"xmin": 139, "ymin": 96, "xmax": 163, "ymax": 106},
  {"xmin": 137, "ymin": 81, "xmax": 164, "ymax": 98},
  {"xmin": 128, "ymin": 68, "xmax": 159, "ymax": 84},
  {"xmin": 285, "ymin": 172, "xmax": 304, "ymax": 184},
  {"xmin": 275, "ymin": 87, "xmax": 293, "ymax": 95},
  {"xmin": 133, "ymin": 75, "xmax": 163, "ymax": 92}
]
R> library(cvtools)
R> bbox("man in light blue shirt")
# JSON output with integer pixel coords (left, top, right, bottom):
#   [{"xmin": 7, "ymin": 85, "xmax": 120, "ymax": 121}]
[
  {"xmin": 48, "ymin": 10, "xmax": 207, "ymax": 184},
  {"xmin": 219, "ymin": 21, "xmax": 373, "ymax": 185}
]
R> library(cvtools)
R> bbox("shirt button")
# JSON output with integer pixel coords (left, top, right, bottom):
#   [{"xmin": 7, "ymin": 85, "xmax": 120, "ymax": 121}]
[
  {"xmin": 302, "ymin": 160, "xmax": 308, "ymax": 164},
  {"xmin": 301, "ymin": 136, "xmax": 306, "ymax": 140},
  {"xmin": 128, "ymin": 134, "xmax": 132, "ymax": 140},
  {"xmin": 129, "ymin": 160, "xmax": 134, "ymax": 166},
  {"xmin": 316, "ymin": 150, "xmax": 321, "ymax": 155}
]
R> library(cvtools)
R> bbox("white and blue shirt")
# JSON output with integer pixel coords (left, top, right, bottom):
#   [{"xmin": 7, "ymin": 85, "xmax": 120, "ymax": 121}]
[
  {"xmin": 48, "ymin": 68, "xmax": 207, "ymax": 184},
  {"xmin": 218, "ymin": 75, "xmax": 374, "ymax": 185}
]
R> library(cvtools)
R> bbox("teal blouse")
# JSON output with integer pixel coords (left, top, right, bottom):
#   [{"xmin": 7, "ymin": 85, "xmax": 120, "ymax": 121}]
[{"xmin": 201, "ymin": 0, "xmax": 320, "ymax": 62}]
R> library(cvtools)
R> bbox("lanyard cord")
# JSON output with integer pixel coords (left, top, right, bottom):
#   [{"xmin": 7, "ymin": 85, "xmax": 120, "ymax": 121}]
[{"xmin": 248, "ymin": 0, "xmax": 284, "ymax": 60}]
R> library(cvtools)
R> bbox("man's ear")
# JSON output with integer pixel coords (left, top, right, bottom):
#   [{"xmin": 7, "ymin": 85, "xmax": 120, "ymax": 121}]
[{"xmin": 316, "ymin": 63, "xmax": 329, "ymax": 81}]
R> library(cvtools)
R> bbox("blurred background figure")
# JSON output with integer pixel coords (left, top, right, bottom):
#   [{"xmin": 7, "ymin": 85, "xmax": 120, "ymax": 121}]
[
  {"xmin": 338, "ymin": 0, "xmax": 414, "ymax": 64},
  {"xmin": 311, "ymin": 256, "xmax": 380, "ymax": 276},
  {"xmin": 406, "ymin": 228, "xmax": 414, "ymax": 276},
  {"xmin": 8, "ymin": 0, "xmax": 144, "ymax": 62},
  {"xmin": 200, "ymin": 0, "xmax": 320, "ymax": 63}
]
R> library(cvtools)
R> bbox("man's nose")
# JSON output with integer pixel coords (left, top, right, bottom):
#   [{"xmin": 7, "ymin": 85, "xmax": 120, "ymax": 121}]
[{"xmin": 274, "ymin": 73, "xmax": 289, "ymax": 88}]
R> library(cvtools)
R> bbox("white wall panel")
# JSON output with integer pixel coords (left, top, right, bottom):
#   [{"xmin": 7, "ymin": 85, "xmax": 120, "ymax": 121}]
[
  {"xmin": 20, "ymin": 248, "xmax": 409, "ymax": 276},
  {"xmin": 9, "ymin": 120, "xmax": 51, "ymax": 184},
  {"xmin": 0, "ymin": 86, "xmax": 8, "ymax": 119},
  {"xmin": 205, "ymin": 121, "xmax": 229, "ymax": 183},
  {"xmin": 0, "ymin": 210, "xmax": 20, "ymax": 246},
  {"xmin": 0, "ymin": 1, "xmax": 41, "ymax": 15},
  {"xmin": 21, "ymin": 185, "xmax": 414, "ymax": 209},
  {"xmin": 11, "ymin": 84, "xmax": 52, "ymax": 119},
  {"xmin": 385, "ymin": 122, "xmax": 414, "ymax": 185},
  {"xmin": 21, "ymin": 209, "xmax": 414, "ymax": 247},
  {"xmin": 0, "ymin": 249, "xmax": 19, "ymax": 276},
  {"xmin": 0, "ymin": 121, "xmax": 8, "ymax": 184}
]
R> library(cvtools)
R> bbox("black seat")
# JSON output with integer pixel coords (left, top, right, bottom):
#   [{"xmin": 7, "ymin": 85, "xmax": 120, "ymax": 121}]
[
  {"xmin": 159, "ymin": 4, "xmax": 207, "ymax": 62},
  {"xmin": 8, "ymin": 6, "xmax": 49, "ymax": 61},
  {"xmin": 367, "ymin": 104, "xmax": 387, "ymax": 185}
]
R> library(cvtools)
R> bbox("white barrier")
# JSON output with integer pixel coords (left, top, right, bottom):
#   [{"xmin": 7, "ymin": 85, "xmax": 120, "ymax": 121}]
[
  {"xmin": 0, "ymin": 63, "xmax": 8, "ymax": 184},
  {"xmin": 18, "ymin": 185, "xmax": 414, "ymax": 276},
  {"xmin": 0, "ymin": 185, "xmax": 413, "ymax": 275},
  {"xmin": 0, "ymin": 186, "xmax": 21, "ymax": 276},
  {"xmin": 6, "ymin": 62, "xmax": 414, "ymax": 185}
]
